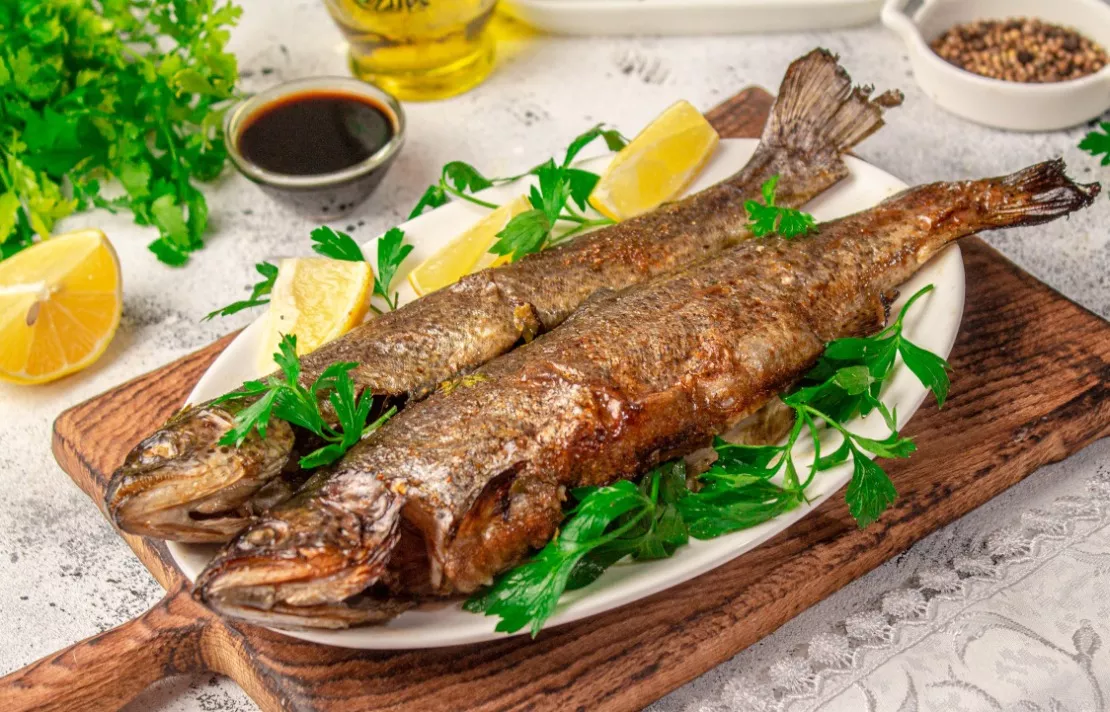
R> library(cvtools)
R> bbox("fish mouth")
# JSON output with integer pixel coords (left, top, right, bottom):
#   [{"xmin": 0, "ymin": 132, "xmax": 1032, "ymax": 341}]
[
  {"xmin": 194, "ymin": 487, "xmax": 407, "ymax": 628},
  {"xmin": 106, "ymin": 404, "xmax": 296, "ymax": 543}
]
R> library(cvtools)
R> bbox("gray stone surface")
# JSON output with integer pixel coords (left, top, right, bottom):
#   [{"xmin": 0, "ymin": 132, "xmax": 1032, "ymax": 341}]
[{"xmin": 1, "ymin": 2, "xmax": 1107, "ymax": 710}]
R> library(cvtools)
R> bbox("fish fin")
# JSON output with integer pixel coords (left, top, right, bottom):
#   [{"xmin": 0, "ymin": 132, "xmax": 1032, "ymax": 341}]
[
  {"xmin": 837, "ymin": 290, "xmax": 891, "ymax": 340},
  {"xmin": 760, "ymin": 48, "xmax": 903, "ymax": 164},
  {"xmin": 444, "ymin": 470, "xmax": 564, "ymax": 594},
  {"xmin": 988, "ymin": 159, "xmax": 1101, "ymax": 227}
]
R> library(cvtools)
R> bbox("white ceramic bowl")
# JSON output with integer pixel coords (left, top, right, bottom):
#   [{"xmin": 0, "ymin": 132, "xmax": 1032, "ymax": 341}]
[{"xmin": 882, "ymin": 0, "xmax": 1110, "ymax": 131}]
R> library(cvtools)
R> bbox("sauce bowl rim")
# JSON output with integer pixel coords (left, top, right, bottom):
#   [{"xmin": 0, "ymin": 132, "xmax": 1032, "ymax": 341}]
[{"xmin": 224, "ymin": 76, "xmax": 407, "ymax": 189}]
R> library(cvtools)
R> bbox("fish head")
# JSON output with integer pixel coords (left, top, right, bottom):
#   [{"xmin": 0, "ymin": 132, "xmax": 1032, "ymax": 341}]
[
  {"xmin": 105, "ymin": 402, "xmax": 296, "ymax": 542},
  {"xmin": 194, "ymin": 480, "xmax": 405, "ymax": 628}
]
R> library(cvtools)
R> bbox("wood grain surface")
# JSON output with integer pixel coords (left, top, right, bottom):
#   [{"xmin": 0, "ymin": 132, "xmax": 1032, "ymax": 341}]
[{"xmin": 2, "ymin": 86, "xmax": 1108, "ymax": 712}]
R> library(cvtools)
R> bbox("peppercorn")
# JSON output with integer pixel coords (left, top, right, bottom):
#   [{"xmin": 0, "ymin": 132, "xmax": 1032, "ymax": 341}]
[{"xmin": 929, "ymin": 18, "xmax": 1108, "ymax": 83}]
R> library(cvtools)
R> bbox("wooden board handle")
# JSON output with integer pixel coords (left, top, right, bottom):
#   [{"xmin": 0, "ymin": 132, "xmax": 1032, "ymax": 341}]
[{"xmin": 0, "ymin": 582, "xmax": 207, "ymax": 712}]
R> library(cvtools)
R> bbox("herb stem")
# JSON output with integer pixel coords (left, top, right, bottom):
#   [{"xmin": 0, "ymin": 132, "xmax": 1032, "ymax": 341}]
[
  {"xmin": 440, "ymin": 179, "xmax": 501, "ymax": 210},
  {"xmin": 557, "ymin": 214, "xmax": 611, "ymax": 227},
  {"xmin": 573, "ymin": 506, "xmax": 652, "ymax": 552}
]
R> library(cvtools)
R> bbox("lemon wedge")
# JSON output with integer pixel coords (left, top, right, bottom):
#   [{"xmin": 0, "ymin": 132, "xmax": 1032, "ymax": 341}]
[
  {"xmin": 258, "ymin": 257, "xmax": 373, "ymax": 371},
  {"xmin": 589, "ymin": 100, "xmax": 719, "ymax": 221},
  {"xmin": 0, "ymin": 229, "xmax": 122, "ymax": 385},
  {"xmin": 408, "ymin": 196, "xmax": 530, "ymax": 297}
]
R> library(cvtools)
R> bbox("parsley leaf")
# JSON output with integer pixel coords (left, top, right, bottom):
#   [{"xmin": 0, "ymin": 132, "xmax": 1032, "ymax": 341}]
[
  {"xmin": 488, "ymin": 209, "xmax": 551, "ymax": 260},
  {"xmin": 563, "ymin": 124, "xmax": 629, "ymax": 166},
  {"xmin": 844, "ymin": 445, "xmax": 898, "ymax": 528},
  {"xmin": 1080, "ymin": 122, "xmax": 1110, "ymax": 166},
  {"xmin": 310, "ymin": 226, "xmax": 365, "ymax": 262},
  {"xmin": 744, "ymin": 175, "xmax": 817, "ymax": 239},
  {"xmin": 565, "ymin": 168, "xmax": 600, "ymax": 212},
  {"xmin": 442, "ymin": 161, "xmax": 494, "ymax": 193},
  {"xmin": 204, "ymin": 261, "xmax": 279, "ymax": 320},
  {"xmin": 409, "ymin": 184, "xmax": 448, "ymax": 219},
  {"xmin": 373, "ymin": 227, "xmax": 414, "ymax": 310},
  {"xmin": 898, "ymin": 339, "xmax": 950, "ymax": 407},
  {"xmin": 214, "ymin": 333, "xmax": 396, "ymax": 468},
  {"xmin": 785, "ymin": 284, "xmax": 946, "ymax": 526}
]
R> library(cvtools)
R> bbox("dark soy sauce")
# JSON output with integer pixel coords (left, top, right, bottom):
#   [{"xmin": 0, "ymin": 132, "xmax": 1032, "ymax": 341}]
[{"xmin": 237, "ymin": 91, "xmax": 395, "ymax": 176}]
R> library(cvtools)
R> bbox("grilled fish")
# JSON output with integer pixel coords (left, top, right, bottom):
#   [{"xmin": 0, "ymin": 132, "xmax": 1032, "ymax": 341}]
[
  {"xmin": 194, "ymin": 160, "xmax": 1099, "ymax": 628},
  {"xmin": 107, "ymin": 49, "xmax": 901, "ymax": 542}
]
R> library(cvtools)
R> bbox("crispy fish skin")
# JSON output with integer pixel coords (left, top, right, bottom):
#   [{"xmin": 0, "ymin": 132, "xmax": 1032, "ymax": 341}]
[
  {"xmin": 107, "ymin": 49, "xmax": 901, "ymax": 543},
  {"xmin": 195, "ymin": 160, "xmax": 1099, "ymax": 628}
]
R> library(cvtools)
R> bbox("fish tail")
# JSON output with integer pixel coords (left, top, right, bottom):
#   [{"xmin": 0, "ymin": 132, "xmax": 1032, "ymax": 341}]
[
  {"xmin": 987, "ymin": 159, "xmax": 1101, "ymax": 227},
  {"xmin": 825, "ymin": 159, "xmax": 1099, "ymax": 298},
  {"xmin": 760, "ymin": 48, "xmax": 903, "ymax": 164}
]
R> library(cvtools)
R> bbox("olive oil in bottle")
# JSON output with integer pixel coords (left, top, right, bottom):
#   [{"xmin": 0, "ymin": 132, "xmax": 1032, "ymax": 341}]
[{"xmin": 323, "ymin": 0, "xmax": 497, "ymax": 101}]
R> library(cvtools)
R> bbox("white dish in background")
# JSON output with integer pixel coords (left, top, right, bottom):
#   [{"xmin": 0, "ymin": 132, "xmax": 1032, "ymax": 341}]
[
  {"xmin": 882, "ymin": 0, "xmax": 1110, "ymax": 131},
  {"xmin": 503, "ymin": 0, "xmax": 883, "ymax": 36},
  {"xmin": 172, "ymin": 138, "xmax": 965, "ymax": 649}
]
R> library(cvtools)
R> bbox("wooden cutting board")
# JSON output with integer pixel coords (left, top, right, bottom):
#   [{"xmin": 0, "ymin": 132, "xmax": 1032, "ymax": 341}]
[{"xmin": 4, "ymin": 87, "xmax": 1109, "ymax": 712}]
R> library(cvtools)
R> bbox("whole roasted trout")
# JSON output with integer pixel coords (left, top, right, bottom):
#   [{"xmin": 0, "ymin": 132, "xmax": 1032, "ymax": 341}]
[
  {"xmin": 107, "ymin": 49, "xmax": 901, "ymax": 542},
  {"xmin": 195, "ymin": 160, "xmax": 1099, "ymax": 629}
]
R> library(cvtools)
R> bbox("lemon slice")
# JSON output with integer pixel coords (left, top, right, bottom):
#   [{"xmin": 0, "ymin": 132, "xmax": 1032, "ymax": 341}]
[
  {"xmin": 0, "ymin": 229, "xmax": 122, "ymax": 385},
  {"xmin": 408, "ymin": 196, "xmax": 530, "ymax": 297},
  {"xmin": 258, "ymin": 257, "xmax": 373, "ymax": 371},
  {"xmin": 589, "ymin": 100, "xmax": 719, "ymax": 221}
]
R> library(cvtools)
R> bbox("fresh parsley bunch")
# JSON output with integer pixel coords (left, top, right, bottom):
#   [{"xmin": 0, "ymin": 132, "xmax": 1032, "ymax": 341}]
[
  {"xmin": 213, "ymin": 333, "xmax": 395, "ymax": 468},
  {"xmin": 467, "ymin": 284, "xmax": 950, "ymax": 635},
  {"xmin": 0, "ymin": 0, "xmax": 241, "ymax": 264}
]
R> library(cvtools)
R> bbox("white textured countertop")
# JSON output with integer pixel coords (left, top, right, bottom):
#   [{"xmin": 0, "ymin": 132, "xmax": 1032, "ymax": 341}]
[{"xmin": 1, "ymin": 3, "xmax": 1108, "ymax": 710}]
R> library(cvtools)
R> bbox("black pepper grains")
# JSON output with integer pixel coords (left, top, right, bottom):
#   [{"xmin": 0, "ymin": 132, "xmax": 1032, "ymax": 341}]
[{"xmin": 930, "ymin": 18, "xmax": 1108, "ymax": 83}]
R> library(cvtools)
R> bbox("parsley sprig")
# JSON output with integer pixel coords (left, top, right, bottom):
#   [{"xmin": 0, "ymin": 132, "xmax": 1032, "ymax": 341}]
[
  {"xmin": 466, "ymin": 284, "xmax": 949, "ymax": 635},
  {"xmin": 410, "ymin": 125, "xmax": 628, "ymax": 261},
  {"xmin": 203, "ymin": 262, "xmax": 278, "ymax": 320},
  {"xmin": 310, "ymin": 225, "xmax": 414, "ymax": 312},
  {"xmin": 464, "ymin": 462, "xmax": 691, "ymax": 637},
  {"xmin": 212, "ymin": 333, "xmax": 395, "ymax": 469},
  {"xmin": 0, "ymin": 0, "xmax": 242, "ymax": 264},
  {"xmin": 745, "ymin": 175, "xmax": 817, "ymax": 239},
  {"xmin": 368, "ymin": 227, "xmax": 414, "ymax": 311},
  {"xmin": 207, "ymin": 225, "xmax": 412, "ymax": 318},
  {"xmin": 1080, "ymin": 122, "xmax": 1110, "ymax": 166}
]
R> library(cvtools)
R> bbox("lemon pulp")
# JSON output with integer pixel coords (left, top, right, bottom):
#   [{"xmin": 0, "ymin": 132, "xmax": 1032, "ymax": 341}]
[{"xmin": 0, "ymin": 229, "xmax": 122, "ymax": 385}]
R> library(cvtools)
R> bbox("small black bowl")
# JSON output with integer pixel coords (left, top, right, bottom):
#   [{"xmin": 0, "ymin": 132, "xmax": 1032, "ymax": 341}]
[{"xmin": 224, "ymin": 77, "xmax": 406, "ymax": 219}]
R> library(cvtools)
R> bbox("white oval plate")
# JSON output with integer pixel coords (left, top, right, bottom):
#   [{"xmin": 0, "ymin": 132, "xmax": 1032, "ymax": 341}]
[{"xmin": 172, "ymin": 139, "xmax": 964, "ymax": 649}]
